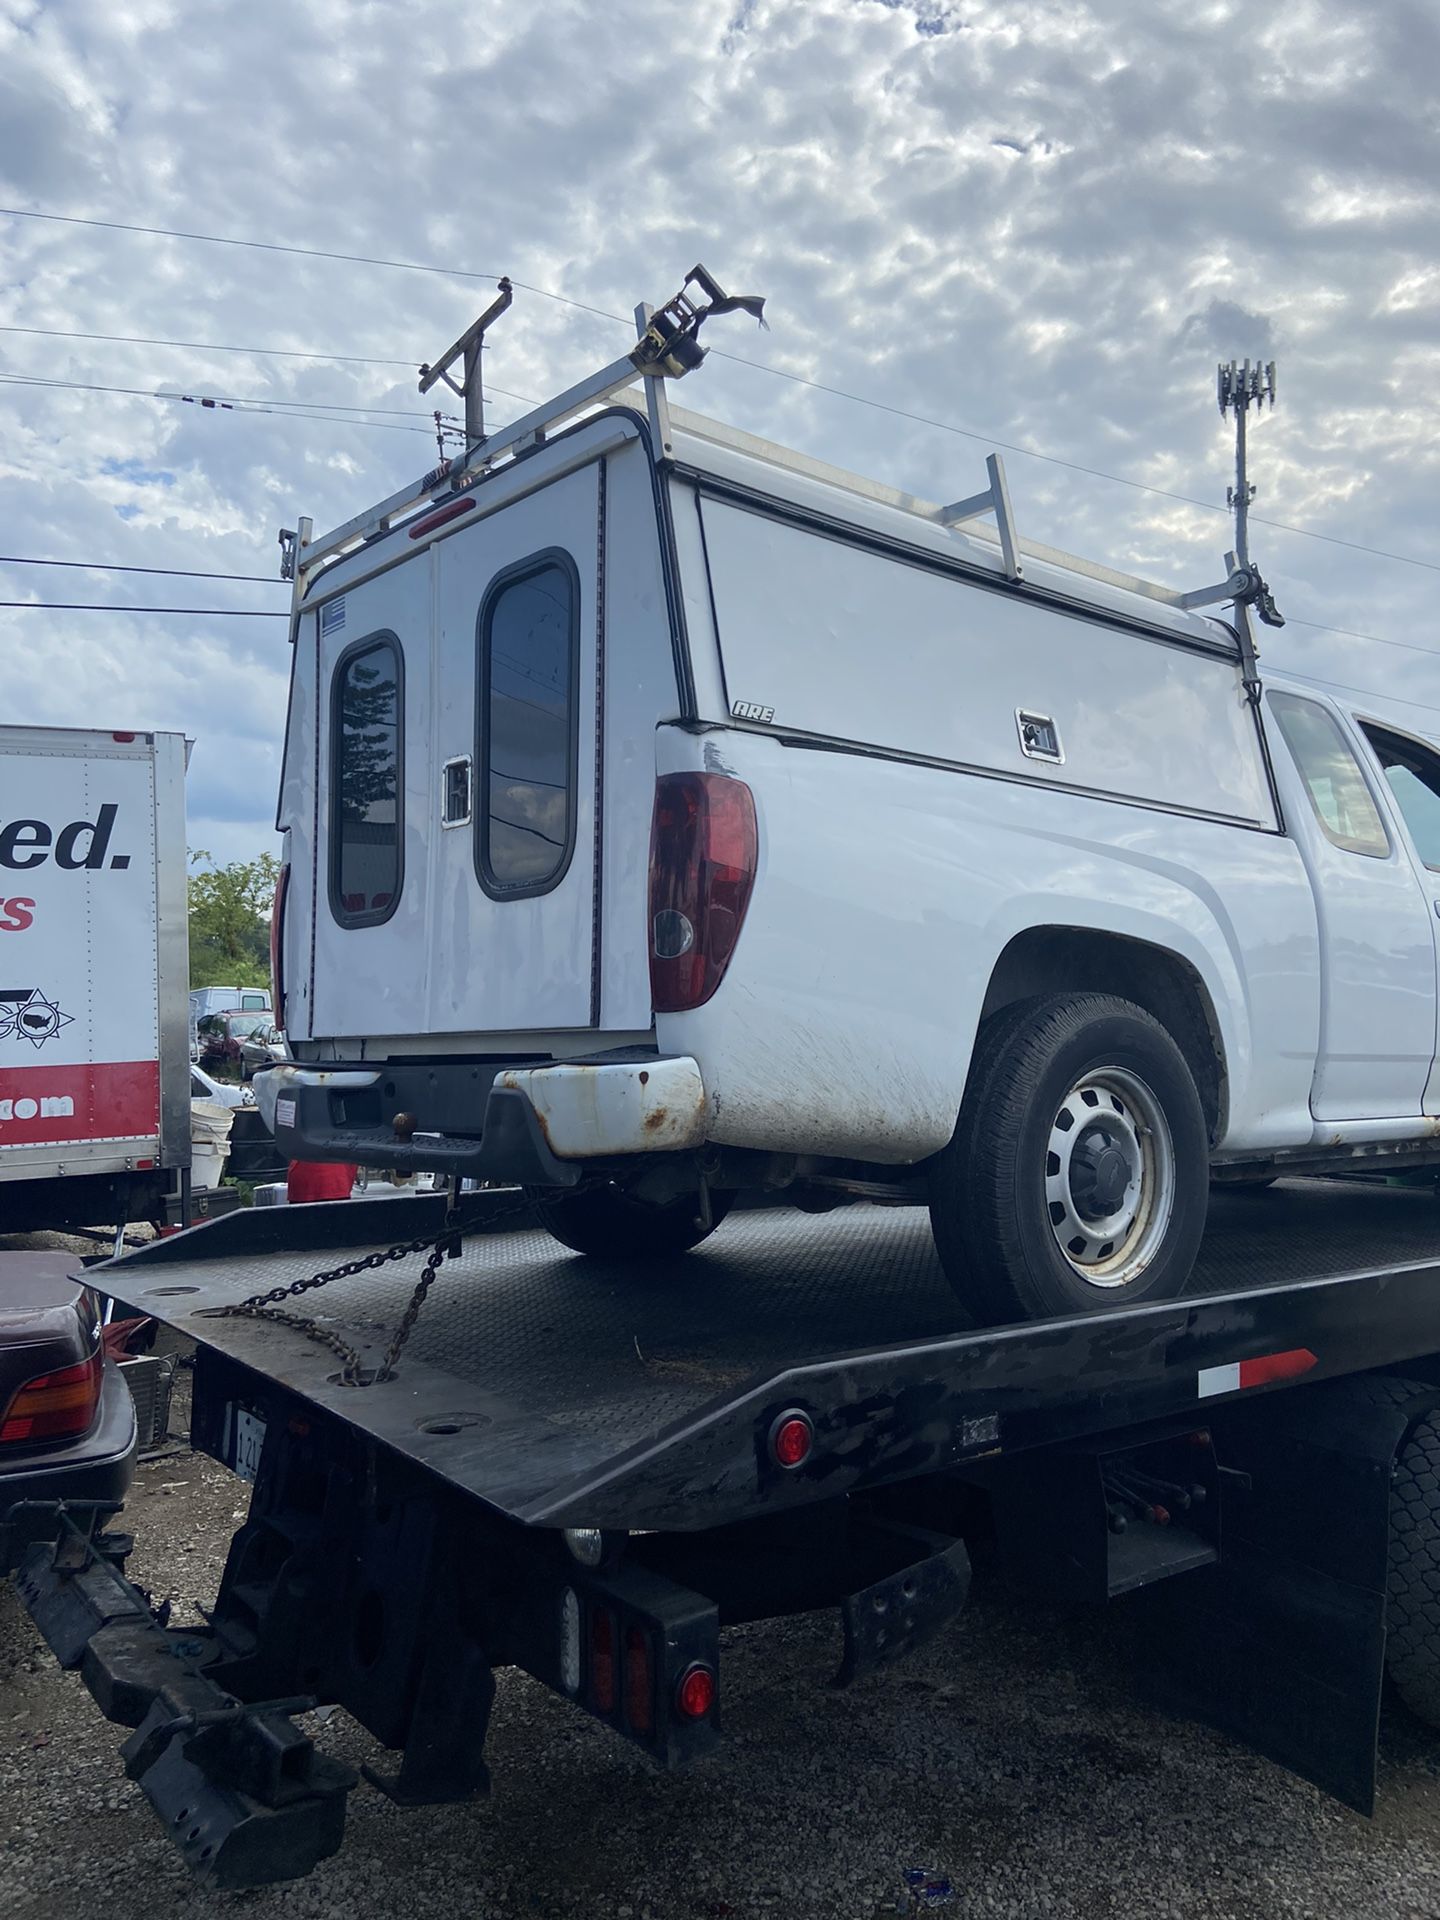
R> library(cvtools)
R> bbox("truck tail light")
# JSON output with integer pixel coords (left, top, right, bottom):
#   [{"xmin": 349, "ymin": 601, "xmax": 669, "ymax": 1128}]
[
  {"xmin": 0, "ymin": 1350, "xmax": 102, "ymax": 1444},
  {"xmin": 648, "ymin": 773, "xmax": 757, "ymax": 1012},
  {"xmin": 624, "ymin": 1624, "xmax": 655, "ymax": 1733},
  {"xmin": 675, "ymin": 1662, "xmax": 716, "ymax": 1720},
  {"xmin": 270, "ymin": 861, "xmax": 290, "ymax": 1026},
  {"xmin": 590, "ymin": 1608, "xmax": 617, "ymax": 1712}
]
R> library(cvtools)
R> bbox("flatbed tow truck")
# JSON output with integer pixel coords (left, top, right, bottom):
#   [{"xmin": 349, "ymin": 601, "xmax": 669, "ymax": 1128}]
[{"xmin": 10, "ymin": 1177, "xmax": 1440, "ymax": 1887}]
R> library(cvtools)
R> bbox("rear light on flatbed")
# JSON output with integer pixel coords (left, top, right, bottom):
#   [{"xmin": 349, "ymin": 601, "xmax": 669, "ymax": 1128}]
[
  {"xmin": 648, "ymin": 772, "xmax": 758, "ymax": 1012},
  {"xmin": 0, "ymin": 1349, "xmax": 102, "ymax": 1444}
]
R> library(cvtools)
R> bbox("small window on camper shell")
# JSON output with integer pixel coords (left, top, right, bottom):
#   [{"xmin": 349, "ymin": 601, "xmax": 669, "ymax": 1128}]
[
  {"xmin": 476, "ymin": 552, "xmax": 579, "ymax": 899},
  {"xmin": 330, "ymin": 631, "xmax": 403, "ymax": 927}
]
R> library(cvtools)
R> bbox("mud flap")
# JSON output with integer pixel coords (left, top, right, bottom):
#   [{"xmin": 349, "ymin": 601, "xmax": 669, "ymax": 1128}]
[
  {"xmin": 833, "ymin": 1520, "xmax": 972, "ymax": 1689},
  {"xmin": 1135, "ymin": 1373, "xmax": 1440, "ymax": 1813}
]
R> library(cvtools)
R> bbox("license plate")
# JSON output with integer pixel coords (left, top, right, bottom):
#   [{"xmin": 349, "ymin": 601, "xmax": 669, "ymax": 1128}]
[{"xmin": 232, "ymin": 1407, "xmax": 266, "ymax": 1484}]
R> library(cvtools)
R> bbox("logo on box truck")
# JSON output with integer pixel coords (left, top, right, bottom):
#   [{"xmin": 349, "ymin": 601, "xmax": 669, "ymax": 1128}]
[
  {"xmin": 0, "ymin": 805, "xmax": 130, "ymax": 871},
  {"xmin": 0, "ymin": 1090, "xmax": 74, "ymax": 1121}
]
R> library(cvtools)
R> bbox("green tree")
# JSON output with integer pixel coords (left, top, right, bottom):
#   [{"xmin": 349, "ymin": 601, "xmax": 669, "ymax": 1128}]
[{"xmin": 188, "ymin": 849, "xmax": 281, "ymax": 990}]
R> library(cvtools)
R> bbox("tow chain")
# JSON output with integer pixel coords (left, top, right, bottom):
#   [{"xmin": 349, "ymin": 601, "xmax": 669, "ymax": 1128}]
[{"xmin": 211, "ymin": 1191, "xmax": 542, "ymax": 1385}]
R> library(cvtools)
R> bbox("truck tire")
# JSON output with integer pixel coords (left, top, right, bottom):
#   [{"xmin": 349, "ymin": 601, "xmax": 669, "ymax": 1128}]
[
  {"xmin": 929, "ymin": 992, "xmax": 1209, "ymax": 1324},
  {"xmin": 1387, "ymin": 1406, "xmax": 1440, "ymax": 1727},
  {"xmin": 529, "ymin": 1183, "xmax": 735, "ymax": 1260}
]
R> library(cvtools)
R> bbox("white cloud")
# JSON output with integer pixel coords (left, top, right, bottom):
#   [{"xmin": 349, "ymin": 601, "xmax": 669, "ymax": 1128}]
[{"xmin": 1, "ymin": 0, "xmax": 1437, "ymax": 855}]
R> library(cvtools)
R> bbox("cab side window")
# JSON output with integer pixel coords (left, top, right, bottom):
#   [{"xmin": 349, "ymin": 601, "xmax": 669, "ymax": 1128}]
[
  {"xmin": 1269, "ymin": 692, "xmax": 1390, "ymax": 858},
  {"xmin": 1360, "ymin": 724, "xmax": 1440, "ymax": 872}
]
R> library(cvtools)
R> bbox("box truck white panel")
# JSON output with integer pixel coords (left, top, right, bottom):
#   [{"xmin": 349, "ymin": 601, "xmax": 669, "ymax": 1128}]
[{"xmin": 0, "ymin": 727, "xmax": 190, "ymax": 1224}]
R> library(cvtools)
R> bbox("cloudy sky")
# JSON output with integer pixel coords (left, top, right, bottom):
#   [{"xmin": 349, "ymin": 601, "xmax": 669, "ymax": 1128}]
[{"xmin": 1, "ymin": 0, "xmax": 1436, "ymax": 864}]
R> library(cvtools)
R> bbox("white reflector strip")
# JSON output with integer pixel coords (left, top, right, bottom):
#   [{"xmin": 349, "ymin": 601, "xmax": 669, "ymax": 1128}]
[{"xmin": 1197, "ymin": 1362, "xmax": 1242, "ymax": 1399}]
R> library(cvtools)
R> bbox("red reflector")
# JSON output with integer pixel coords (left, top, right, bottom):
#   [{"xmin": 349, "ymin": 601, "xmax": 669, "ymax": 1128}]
[
  {"xmin": 111, "ymin": 731, "xmax": 136, "ymax": 742},
  {"xmin": 624, "ymin": 1624, "xmax": 654, "ymax": 1734},
  {"xmin": 648, "ymin": 772, "xmax": 758, "ymax": 1012},
  {"xmin": 1239, "ymin": 1348, "xmax": 1317, "ymax": 1388},
  {"xmin": 675, "ymin": 1662, "xmax": 716, "ymax": 1720},
  {"xmin": 408, "ymin": 496, "xmax": 475, "ymax": 539},
  {"xmin": 590, "ymin": 1608, "xmax": 616, "ymax": 1713},
  {"xmin": 770, "ymin": 1410, "xmax": 814, "ymax": 1469},
  {"xmin": 135, "ymin": 1158, "xmax": 154, "ymax": 1170},
  {"xmin": 0, "ymin": 1350, "xmax": 102, "ymax": 1444}
]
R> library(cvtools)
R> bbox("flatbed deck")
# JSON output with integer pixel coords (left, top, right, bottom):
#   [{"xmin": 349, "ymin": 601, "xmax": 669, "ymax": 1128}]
[{"xmin": 108, "ymin": 1179, "xmax": 1440, "ymax": 1532}]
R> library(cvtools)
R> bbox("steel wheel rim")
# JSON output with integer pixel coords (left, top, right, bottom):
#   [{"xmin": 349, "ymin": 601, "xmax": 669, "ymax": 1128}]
[{"xmin": 1043, "ymin": 1065, "xmax": 1175, "ymax": 1288}]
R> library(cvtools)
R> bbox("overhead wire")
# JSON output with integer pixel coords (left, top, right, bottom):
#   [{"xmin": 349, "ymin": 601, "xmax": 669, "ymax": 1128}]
[
  {"xmin": 0, "ymin": 600, "xmax": 285, "ymax": 615},
  {"xmin": 0, "ymin": 554, "xmax": 278, "ymax": 584},
  {"xmin": 0, "ymin": 371, "xmax": 497, "ymax": 437}
]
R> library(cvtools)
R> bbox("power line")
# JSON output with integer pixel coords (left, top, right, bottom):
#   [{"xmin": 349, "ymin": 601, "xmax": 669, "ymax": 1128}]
[
  {"xmin": 0, "ymin": 321, "xmax": 542, "ymax": 405},
  {"xmin": 0, "ymin": 554, "xmax": 278, "ymax": 584},
  {"xmin": 0, "ymin": 600, "xmax": 285, "ymax": 615},
  {"xmin": 0, "ymin": 204, "xmax": 511, "ymax": 290},
  {"xmin": 2, "ymin": 205, "xmax": 1435, "ymax": 577},
  {"xmin": 0, "ymin": 321, "xmax": 416, "ymax": 370},
  {"xmin": 0, "ymin": 371, "xmax": 455, "ymax": 436}
]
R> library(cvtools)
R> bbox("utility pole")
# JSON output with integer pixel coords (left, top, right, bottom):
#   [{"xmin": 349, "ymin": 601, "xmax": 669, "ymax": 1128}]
[{"xmin": 1217, "ymin": 357, "xmax": 1276, "ymax": 571}]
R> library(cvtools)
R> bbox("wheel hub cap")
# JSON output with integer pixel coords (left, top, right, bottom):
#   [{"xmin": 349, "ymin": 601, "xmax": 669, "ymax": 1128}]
[{"xmin": 1044, "ymin": 1067, "xmax": 1177, "ymax": 1288}]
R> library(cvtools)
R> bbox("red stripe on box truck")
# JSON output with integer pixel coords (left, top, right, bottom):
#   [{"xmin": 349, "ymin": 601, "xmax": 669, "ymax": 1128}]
[{"xmin": 0, "ymin": 1061, "xmax": 160, "ymax": 1146}]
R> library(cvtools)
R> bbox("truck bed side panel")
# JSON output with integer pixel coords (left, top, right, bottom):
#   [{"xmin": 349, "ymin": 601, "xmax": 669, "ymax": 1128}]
[{"xmin": 656, "ymin": 725, "xmax": 1319, "ymax": 1163}]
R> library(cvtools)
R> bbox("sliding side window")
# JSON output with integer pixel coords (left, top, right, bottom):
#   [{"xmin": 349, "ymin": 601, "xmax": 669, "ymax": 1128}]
[
  {"xmin": 330, "ymin": 632, "xmax": 403, "ymax": 926},
  {"xmin": 476, "ymin": 553, "xmax": 578, "ymax": 898}
]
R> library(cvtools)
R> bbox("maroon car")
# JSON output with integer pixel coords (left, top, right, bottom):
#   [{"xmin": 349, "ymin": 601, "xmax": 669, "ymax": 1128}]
[
  {"xmin": 197, "ymin": 1010, "xmax": 273, "ymax": 1071},
  {"xmin": 0, "ymin": 1253, "xmax": 136, "ymax": 1574}
]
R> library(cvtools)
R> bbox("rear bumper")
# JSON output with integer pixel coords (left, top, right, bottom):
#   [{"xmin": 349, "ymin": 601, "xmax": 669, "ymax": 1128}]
[
  {"xmin": 0, "ymin": 1360, "xmax": 138, "ymax": 1573},
  {"xmin": 255, "ymin": 1055, "xmax": 707, "ymax": 1185}
]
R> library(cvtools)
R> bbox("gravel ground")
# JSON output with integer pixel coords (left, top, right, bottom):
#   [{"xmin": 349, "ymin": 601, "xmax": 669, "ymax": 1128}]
[{"xmin": 4, "ymin": 1334, "xmax": 1440, "ymax": 1917}]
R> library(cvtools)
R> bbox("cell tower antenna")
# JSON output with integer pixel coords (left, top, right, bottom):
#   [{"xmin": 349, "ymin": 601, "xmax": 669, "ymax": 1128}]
[{"xmin": 1217, "ymin": 357, "xmax": 1276, "ymax": 571}]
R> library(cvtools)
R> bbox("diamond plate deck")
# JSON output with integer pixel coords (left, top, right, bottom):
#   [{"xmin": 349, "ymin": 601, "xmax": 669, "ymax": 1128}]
[{"xmin": 104, "ymin": 1181, "xmax": 1440, "ymax": 1530}]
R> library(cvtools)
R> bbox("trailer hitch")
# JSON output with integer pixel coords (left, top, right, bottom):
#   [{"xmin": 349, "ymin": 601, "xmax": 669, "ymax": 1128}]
[{"xmin": 14, "ymin": 1525, "xmax": 355, "ymax": 1889}]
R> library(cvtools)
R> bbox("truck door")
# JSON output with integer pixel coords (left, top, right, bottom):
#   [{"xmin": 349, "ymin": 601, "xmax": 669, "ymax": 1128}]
[
  {"xmin": 1267, "ymin": 689, "xmax": 1437, "ymax": 1121},
  {"xmin": 1352, "ymin": 720, "xmax": 1440, "ymax": 1116},
  {"xmin": 427, "ymin": 462, "xmax": 600, "ymax": 1035}
]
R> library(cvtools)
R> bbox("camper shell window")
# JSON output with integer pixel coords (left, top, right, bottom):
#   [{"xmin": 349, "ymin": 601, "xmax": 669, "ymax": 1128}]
[
  {"xmin": 476, "ymin": 550, "xmax": 579, "ymax": 900},
  {"xmin": 330, "ymin": 631, "xmax": 404, "ymax": 927}
]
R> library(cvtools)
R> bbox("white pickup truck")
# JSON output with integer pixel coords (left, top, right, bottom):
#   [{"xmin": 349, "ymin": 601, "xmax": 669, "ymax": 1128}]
[{"xmin": 260, "ymin": 270, "xmax": 1440, "ymax": 1325}]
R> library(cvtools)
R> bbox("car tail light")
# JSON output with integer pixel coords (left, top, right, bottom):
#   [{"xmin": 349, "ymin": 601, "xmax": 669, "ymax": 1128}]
[
  {"xmin": 270, "ymin": 861, "xmax": 290, "ymax": 1026},
  {"xmin": 648, "ymin": 773, "xmax": 758, "ymax": 1012},
  {"xmin": 0, "ymin": 1350, "xmax": 102, "ymax": 1444}
]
